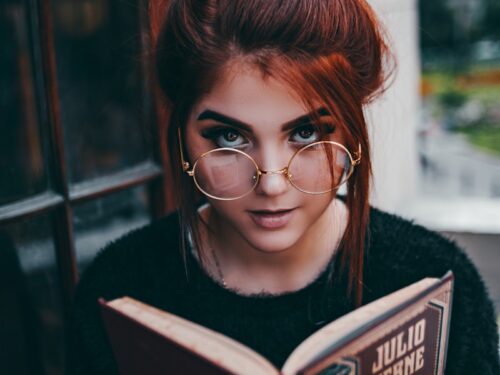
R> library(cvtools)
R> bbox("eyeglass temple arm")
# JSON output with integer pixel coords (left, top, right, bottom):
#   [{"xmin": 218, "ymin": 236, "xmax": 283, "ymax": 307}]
[
  {"xmin": 352, "ymin": 143, "xmax": 362, "ymax": 165},
  {"xmin": 178, "ymin": 128, "xmax": 194, "ymax": 176}
]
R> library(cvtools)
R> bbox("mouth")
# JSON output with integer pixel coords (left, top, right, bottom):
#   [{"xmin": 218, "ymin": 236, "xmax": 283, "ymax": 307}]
[{"xmin": 247, "ymin": 208, "xmax": 296, "ymax": 229}]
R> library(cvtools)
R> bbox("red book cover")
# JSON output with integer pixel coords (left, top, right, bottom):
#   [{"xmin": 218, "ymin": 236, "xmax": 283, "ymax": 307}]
[{"xmin": 99, "ymin": 299, "xmax": 233, "ymax": 375}]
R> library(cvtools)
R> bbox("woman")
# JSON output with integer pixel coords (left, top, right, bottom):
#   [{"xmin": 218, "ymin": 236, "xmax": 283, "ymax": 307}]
[{"xmin": 68, "ymin": 0, "xmax": 499, "ymax": 373}]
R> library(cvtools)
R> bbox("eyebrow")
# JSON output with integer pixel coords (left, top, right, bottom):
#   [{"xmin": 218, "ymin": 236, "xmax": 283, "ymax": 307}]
[{"xmin": 196, "ymin": 107, "xmax": 331, "ymax": 132}]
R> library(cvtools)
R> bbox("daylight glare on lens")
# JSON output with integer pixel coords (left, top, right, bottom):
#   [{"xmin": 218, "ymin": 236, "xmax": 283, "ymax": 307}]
[
  {"xmin": 194, "ymin": 149, "xmax": 258, "ymax": 199},
  {"xmin": 289, "ymin": 143, "xmax": 350, "ymax": 193}
]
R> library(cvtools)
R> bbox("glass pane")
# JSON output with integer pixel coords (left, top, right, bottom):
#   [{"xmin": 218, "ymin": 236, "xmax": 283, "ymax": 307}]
[
  {"xmin": 74, "ymin": 185, "xmax": 151, "ymax": 274},
  {"xmin": 52, "ymin": 0, "xmax": 152, "ymax": 184},
  {"xmin": 0, "ymin": 0, "xmax": 49, "ymax": 205},
  {"xmin": 0, "ymin": 215, "xmax": 65, "ymax": 375},
  {"xmin": 418, "ymin": 0, "xmax": 500, "ymax": 198}
]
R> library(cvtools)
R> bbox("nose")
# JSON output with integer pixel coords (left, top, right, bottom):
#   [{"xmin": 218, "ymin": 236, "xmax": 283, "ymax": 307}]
[{"xmin": 255, "ymin": 167, "xmax": 290, "ymax": 196}]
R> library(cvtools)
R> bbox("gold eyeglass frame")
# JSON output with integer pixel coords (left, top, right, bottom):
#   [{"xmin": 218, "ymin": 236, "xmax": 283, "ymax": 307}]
[{"xmin": 178, "ymin": 128, "xmax": 361, "ymax": 201}]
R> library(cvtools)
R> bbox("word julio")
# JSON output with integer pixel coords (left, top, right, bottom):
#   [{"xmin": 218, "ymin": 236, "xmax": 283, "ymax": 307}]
[{"xmin": 372, "ymin": 318, "xmax": 426, "ymax": 375}]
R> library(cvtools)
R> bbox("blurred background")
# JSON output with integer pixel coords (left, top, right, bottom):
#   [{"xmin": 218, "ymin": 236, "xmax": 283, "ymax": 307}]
[{"xmin": 0, "ymin": 0, "xmax": 498, "ymax": 373}]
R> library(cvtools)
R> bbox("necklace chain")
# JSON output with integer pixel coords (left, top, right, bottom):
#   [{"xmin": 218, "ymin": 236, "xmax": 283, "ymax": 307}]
[{"xmin": 211, "ymin": 247, "xmax": 227, "ymax": 288}]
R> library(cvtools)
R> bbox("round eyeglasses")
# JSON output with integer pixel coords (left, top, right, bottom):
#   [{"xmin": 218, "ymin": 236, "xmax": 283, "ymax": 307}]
[{"xmin": 179, "ymin": 129, "xmax": 361, "ymax": 200}]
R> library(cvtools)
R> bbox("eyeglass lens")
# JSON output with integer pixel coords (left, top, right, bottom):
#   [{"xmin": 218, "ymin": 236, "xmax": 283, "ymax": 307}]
[{"xmin": 193, "ymin": 142, "xmax": 352, "ymax": 199}]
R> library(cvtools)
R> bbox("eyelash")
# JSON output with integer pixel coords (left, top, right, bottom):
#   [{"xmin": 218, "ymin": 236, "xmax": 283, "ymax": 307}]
[
  {"xmin": 201, "ymin": 126, "xmax": 247, "ymax": 148},
  {"xmin": 201, "ymin": 123, "xmax": 336, "ymax": 148}
]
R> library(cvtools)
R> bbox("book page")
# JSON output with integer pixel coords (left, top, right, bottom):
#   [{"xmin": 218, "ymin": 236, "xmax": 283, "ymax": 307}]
[
  {"xmin": 281, "ymin": 278, "xmax": 438, "ymax": 374},
  {"xmin": 107, "ymin": 297, "xmax": 278, "ymax": 375}
]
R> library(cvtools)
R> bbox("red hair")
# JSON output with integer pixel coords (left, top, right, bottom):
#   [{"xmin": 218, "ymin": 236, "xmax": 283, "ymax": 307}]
[{"xmin": 150, "ymin": 0, "xmax": 393, "ymax": 306}]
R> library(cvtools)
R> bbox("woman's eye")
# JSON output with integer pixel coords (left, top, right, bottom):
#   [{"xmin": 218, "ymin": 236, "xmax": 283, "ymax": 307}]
[
  {"xmin": 202, "ymin": 127, "xmax": 247, "ymax": 148},
  {"xmin": 290, "ymin": 125, "xmax": 320, "ymax": 144}
]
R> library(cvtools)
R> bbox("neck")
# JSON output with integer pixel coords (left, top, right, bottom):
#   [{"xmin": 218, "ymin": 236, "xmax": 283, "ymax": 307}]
[{"xmin": 198, "ymin": 199, "xmax": 347, "ymax": 294}]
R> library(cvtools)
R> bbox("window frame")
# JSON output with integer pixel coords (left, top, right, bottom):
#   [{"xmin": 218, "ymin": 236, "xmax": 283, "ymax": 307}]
[{"xmin": 0, "ymin": 0, "xmax": 173, "ymax": 327}]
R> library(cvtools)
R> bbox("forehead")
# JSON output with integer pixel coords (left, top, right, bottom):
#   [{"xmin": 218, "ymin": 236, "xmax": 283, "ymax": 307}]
[{"xmin": 190, "ymin": 64, "xmax": 312, "ymax": 130}]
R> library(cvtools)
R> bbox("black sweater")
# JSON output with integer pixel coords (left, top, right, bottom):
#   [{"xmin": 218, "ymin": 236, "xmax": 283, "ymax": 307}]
[{"xmin": 67, "ymin": 207, "xmax": 499, "ymax": 374}]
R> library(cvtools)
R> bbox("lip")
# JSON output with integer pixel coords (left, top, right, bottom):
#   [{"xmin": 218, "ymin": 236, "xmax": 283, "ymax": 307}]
[{"xmin": 248, "ymin": 208, "xmax": 296, "ymax": 229}]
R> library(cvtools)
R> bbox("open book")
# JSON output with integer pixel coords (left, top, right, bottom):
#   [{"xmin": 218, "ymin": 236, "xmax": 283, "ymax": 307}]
[{"xmin": 99, "ymin": 271, "xmax": 453, "ymax": 375}]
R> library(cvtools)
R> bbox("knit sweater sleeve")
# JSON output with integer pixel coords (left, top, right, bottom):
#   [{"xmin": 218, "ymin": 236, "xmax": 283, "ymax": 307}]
[
  {"xmin": 66, "ymin": 247, "xmax": 123, "ymax": 375},
  {"xmin": 65, "ymin": 231, "xmax": 142, "ymax": 375},
  {"xmin": 367, "ymin": 209, "xmax": 499, "ymax": 374},
  {"xmin": 65, "ymin": 214, "xmax": 180, "ymax": 375}
]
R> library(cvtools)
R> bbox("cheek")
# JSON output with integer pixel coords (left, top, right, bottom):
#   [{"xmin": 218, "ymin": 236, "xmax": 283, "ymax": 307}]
[
  {"xmin": 206, "ymin": 198, "xmax": 246, "ymax": 225},
  {"xmin": 299, "ymin": 192, "xmax": 336, "ymax": 218}
]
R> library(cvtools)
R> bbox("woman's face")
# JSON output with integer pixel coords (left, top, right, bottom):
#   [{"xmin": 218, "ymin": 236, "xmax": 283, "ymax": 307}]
[{"xmin": 184, "ymin": 64, "xmax": 346, "ymax": 253}]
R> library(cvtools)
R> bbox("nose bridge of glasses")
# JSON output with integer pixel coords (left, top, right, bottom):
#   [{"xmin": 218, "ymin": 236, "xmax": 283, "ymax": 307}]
[
  {"xmin": 253, "ymin": 143, "xmax": 294, "ymax": 176},
  {"xmin": 259, "ymin": 167, "xmax": 289, "ymax": 177},
  {"xmin": 255, "ymin": 164, "xmax": 290, "ymax": 196}
]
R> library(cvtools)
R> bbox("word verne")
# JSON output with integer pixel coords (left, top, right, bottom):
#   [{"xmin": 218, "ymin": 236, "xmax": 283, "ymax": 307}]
[{"xmin": 372, "ymin": 318, "xmax": 426, "ymax": 375}]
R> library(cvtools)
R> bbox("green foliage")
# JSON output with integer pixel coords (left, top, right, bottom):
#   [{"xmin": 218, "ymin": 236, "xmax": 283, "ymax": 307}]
[
  {"xmin": 455, "ymin": 126, "xmax": 500, "ymax": 156},
  {"xmin": 476, "ymin": 0, "xmax": 500, "ymax": 40},
  {"xmin": 419, "ymin": 0, "xmax": 500, "ymax": 58},
  {"xmin": 422, "ymin": 68, "xmax": 500, "ymax": 101},
  {"xmin": 419, "ymin": 0, "xmax": 500, "ymax": 157},
  {"xmin": 438, "ymin": 90, "xmax": 467, "ymax": 109},
  {"xmin": 419, "ymin": 0, "xmax": 454, "ymax": 49}
]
